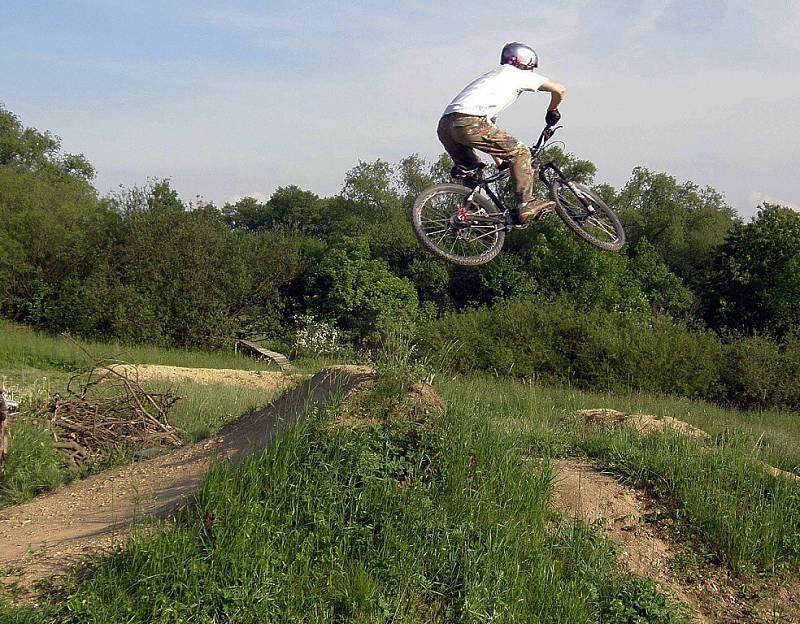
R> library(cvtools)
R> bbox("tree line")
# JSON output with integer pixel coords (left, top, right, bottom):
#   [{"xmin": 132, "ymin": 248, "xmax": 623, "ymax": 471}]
[{"xmin": 1, "ymin": 105, "xmax": 798, "ymax": 408}]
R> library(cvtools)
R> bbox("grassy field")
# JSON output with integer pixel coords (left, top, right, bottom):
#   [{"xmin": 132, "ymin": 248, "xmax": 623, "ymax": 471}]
[
  {"xmin": 0, "ymin": 322, "xmax": 294, "ymax": 507},
  {"xmin": 437, "ymin": 375, "xmax": 800, "ymax": 574},
  {"xmin": 0, "ymin": 320, "xmax": 280, "ymax": 392},
  {"xmin": 2, "ymin": 325, "xmax": 798, "ymax": 620},
  {"xmin": 1, "ymin": 381, "xmax": 691, "ymax": 623},
  {"xmin": 432, "ymin": 375, "xmax": 800, "ymax": 474}
]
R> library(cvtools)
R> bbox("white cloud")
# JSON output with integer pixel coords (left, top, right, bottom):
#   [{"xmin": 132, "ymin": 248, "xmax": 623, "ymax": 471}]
[{"xmin": 745, "ymin": 2, "xmax": 800, "ymax": 60}]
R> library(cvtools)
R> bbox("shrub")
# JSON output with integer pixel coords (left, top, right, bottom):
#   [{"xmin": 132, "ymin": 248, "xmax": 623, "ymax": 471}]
[
  {"xmin": 719, "ymin": 334, "xmax": 800, "ymax": 409},
  {"xmin": 291, "ymin": 314, "xmax": 343, "ymax": 357},
  {"xmin": 419, "ymin": 297, "xmax": 724, "ymax": 400}
]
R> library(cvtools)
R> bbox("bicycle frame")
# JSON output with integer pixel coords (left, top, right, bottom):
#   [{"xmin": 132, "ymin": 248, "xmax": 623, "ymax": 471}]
[{"xmin": 458, "ymin": 126, "xmax": 571, "ymax": 229}]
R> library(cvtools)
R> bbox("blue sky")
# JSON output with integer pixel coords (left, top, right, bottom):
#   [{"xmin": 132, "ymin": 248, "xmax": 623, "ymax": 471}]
[{"xmin": 2, "ymin": 1, "xmax": 798, "ymax": 217}]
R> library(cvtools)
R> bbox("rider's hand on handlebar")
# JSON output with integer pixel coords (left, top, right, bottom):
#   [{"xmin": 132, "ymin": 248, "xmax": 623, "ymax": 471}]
[{"xmin": 545, "ymin": 109, "xmax": 561, "ymax": 126}]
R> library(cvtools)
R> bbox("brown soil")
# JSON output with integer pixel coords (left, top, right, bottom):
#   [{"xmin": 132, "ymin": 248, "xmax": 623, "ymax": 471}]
[
  {"xmin": 577, "ymin": 408, "xmax": 711, "ymax": 440},
  {"xmin": 552, "ymin": 459, "xmax": 708, "ymax": 622},
  {"xmin": 552, "ymin": 459, "xmax": 800, "ymax": 623},
  {"xmin": 388, "ymin": 381, "xmax": 443, "ymax": 424},
  {"xmin": 0, "ymin": 365, "xmax": 372, "ymax": 599},
  {"xmin": 116, "ymin": 364, "xmax": 295, "ymax": 392}
]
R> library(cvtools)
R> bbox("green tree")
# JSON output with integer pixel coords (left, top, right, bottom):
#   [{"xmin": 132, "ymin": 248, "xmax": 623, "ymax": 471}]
[
  {"xmin": 615, "ymin": 167, "xmax": 737, "ymax": 288},
  {"xmin": 234, "ymin": 230, "xmax": 309, "ymax": 337},
  {"xmin": 222, "ymin": 196, "xmax": 272, "ymax": 233},
  {"xmin": 449, "ymin": 254, "xmax": 535, "ymax": 309},
  {"xmin": 0, "ymin": 106, "xmax": 110, "ymax": 328},
  {"xmin": 627, "ymin": 239, "xmax": 694, "ymax": 317},
  {"xmin": 512, "ymin": 221, "xmax": 649, "ymax": 315},
  {"xmin": 706, "ymin": 204, "xmax": 800, "ymax": 338},
  {"xmin": 0, "ymin": 105, "xmax": 93, "ymax": 179},
  {"xmin": 308, "ymin": 238, "xmax": 419, "ymax": 343}
]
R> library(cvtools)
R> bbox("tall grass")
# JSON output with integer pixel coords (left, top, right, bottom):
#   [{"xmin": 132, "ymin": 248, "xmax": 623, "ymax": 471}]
[
  {"xmin": 418, "ymin": 296, "xmax": 800, "ymax": 410},
  {"xmin": 0, "ymin": 320, "xmax": 279, "ymax": 380},
  {"xmin": 580, "ymin": 429, "xmax": 800, "ymax": 573},
  {"xmin": 437, "ymin": 375, "xmax": 800, "ymax": 574},
  {"xmin": 152, "ymin": 378, "xmax": 289, "ymax": 441},
  {"xmin": 0, "ymin": 420, "xmax": 65, "ymax": 506},
  {"xmin": 1, "ymin": 385, "xmax": 688, "ymax": 623},
  {"xmin": 437, "ymin": 375, "xmax": 800, "ymax": 474}
]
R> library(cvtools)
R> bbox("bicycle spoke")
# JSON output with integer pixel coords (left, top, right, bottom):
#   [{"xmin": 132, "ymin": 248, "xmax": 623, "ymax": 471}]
[
  {"xmin": 433, "ymin": 230, "xmax": 451, "ymax": 247},
  {"xmin": 551, "ymin": 181, "xmax": 624, "ymax": 250},
  {"xmin": 413, "ymin": 185, "xmax": 506, "ymax": 263},
  {"xmin": 587, "ymin": 216, "xmax": 615, "ymax": 239},
  {"xmin": 468, "ymin": 228, "xmax": 500, "ymax": 243}
]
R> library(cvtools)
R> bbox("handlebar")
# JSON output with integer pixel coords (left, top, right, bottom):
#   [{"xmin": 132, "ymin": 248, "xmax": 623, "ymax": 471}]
[{"xmin": 532, "ymin": 124, "xmax": 562, "ymax": 151}]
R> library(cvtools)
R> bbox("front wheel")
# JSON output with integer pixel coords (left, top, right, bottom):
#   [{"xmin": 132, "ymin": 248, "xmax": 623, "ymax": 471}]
[
  {"xmin": 410, "ymin": 184, "xmax": 506, "ymax": 267},
  {"xmin": 550, "ymin": 180, "xmax": 625, "ymax": 251}
]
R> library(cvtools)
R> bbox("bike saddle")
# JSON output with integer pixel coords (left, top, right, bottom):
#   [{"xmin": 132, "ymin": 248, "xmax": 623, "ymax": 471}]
[{"xmin": 450, "ymin": 163, "xmax": 486, "ymax": 181}]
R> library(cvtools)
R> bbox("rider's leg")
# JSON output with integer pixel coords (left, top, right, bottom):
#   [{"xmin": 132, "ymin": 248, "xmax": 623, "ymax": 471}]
[
  {"xmin": 437, "ymin": 115, "xmax": 484, "ymax": 173},
  {"xmin": 447, "ymin": 117, "xmax": 533, "ymax": 199},
  {"xmin": 449, "ymin": 118, "xmax": 553, "ymax": 222}
]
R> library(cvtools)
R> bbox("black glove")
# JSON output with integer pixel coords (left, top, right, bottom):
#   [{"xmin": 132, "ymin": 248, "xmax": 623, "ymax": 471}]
[{"xmin": 545, "ymin": 109, "xmax": 561, "ymax": 126}]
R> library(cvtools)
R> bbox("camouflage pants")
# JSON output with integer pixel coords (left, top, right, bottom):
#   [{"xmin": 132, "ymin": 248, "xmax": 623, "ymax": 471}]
[{"xmin": 437, "ymin": 113, "xmax": 535, "ymax": 203}]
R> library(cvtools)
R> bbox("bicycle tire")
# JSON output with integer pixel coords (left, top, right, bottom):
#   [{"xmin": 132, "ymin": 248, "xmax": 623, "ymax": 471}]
[
  {"xmin": 411, "ymin": 183, "xmax": 506, "ymax": 267},
  {"xmin": 550, "ymin": 180, "xmax": 625, "ymax": 251}
]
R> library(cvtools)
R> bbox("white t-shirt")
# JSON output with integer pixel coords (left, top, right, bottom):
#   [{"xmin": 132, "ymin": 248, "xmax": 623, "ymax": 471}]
[{"xmin": 443, "ymin": 65, "xmax": 549, "ymax": 120}]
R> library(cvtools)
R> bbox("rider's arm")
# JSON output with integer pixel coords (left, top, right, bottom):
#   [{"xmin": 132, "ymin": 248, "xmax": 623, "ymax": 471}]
[{"xmin": 539, "ymin": 80, "xmax": 566, "ymax": 111}]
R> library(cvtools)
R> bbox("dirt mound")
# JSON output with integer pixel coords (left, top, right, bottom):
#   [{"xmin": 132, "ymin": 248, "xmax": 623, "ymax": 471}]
[
  {"xmin": 116, "ymin": 364, "xmax": 294, "ymax": 392},
  {"xmin": 329, "ymin": 380, "xmax": 441, "ymax": 430},
  {"xmin": 389, "ymin": 381, "xmax": 443, "ymax": 424},
  {"xmin": 577, "ymin": 408, "xmax": 710, "ymax": 440},
  {"xmin": 404, "ymin": 382, "xmax": 443, "ymax": 413},
  {"xmin": 577, "ymin": 409, "xmax": 800, "ymax": 482},
  {"xmin": 552, "ymin": 460, "xmax": 800, "ymax": 623},
  {"xmin": 0, "ymin": 365, "xmax": 372, "ymax": 599},
  {"xmin": 552, "ymin": 459, "xmax": 707, "ymax": 621}
]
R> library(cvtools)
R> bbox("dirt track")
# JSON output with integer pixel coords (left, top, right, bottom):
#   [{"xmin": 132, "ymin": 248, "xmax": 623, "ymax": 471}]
[
  {"xmin": 117, "ymin": 364, "xmax": 295, "ymax": 392},
  {"xmin": 0, "ymin": 365, "xmax": 372, "ymax": 594},
  {"xmin": 552, "ymin": 459, "xmax": 708, "ymax": 622},
  {"xmin": 552, "ymin": 459, "xmax": 800, "ymax": 623}
]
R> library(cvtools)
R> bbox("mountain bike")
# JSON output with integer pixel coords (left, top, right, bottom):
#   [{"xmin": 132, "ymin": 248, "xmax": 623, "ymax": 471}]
[{"xmin": 410, "ymin": 125, "xmax": 625, "ymax": 266}]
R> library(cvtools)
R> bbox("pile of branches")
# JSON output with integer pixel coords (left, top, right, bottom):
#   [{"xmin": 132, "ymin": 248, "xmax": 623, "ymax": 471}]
[{"xmin": 39, "ymin": 360, "xmax": 183, "ymax": 468}]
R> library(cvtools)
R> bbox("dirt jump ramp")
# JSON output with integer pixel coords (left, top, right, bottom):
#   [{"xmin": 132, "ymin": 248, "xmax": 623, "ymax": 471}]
[{"xmin": 0, "ymin": 365, "xmax": 372, "ymax": 592}]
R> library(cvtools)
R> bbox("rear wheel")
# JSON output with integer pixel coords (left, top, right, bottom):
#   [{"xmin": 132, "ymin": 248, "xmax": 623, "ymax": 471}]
[
  {"xmin": 410, "ymin": 184, "xmax": 506, "ymax": 266},
  {"xmin": 550, "ymin": 180, "xmax": 625, "ymax": 251}
]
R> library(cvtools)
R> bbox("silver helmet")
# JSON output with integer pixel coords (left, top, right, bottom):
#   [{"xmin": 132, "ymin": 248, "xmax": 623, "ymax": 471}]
[{"xmin": 500, "ymin": 42, "xmax": 538, "ymax": 70}]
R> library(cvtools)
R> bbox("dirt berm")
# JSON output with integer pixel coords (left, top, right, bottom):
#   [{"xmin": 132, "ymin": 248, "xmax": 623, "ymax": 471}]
[{"xmin": 0, "ymin": 365, "xmax": 372, "ymax": 593}]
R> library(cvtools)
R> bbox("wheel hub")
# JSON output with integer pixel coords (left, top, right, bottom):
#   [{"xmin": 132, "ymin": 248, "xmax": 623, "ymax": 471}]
[{"xmin": 449, "ymin": 212, "xmax": 472, "ymax": 230}]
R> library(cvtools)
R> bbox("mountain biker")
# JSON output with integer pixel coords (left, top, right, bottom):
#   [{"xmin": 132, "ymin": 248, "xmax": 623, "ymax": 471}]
[{"xmin": 437, "ymin": 42, "xmax": 566, "ymax": 224}]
